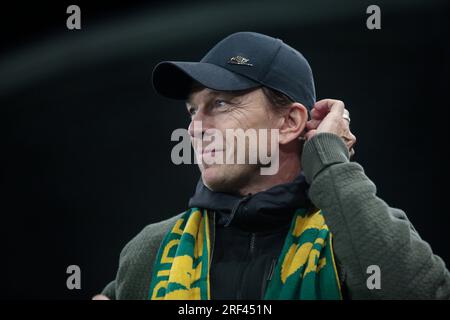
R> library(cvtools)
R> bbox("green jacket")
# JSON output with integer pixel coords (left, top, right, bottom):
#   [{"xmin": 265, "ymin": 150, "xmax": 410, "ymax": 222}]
[{"xmin": 101, "ymin": 133, "xmax": 450, "ymax": 299}]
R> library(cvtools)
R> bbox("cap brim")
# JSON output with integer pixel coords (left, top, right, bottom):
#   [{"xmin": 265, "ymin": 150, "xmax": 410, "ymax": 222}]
[{"xmin": 152, "ymin": 61, "xmax": 260, "ymax": 100}]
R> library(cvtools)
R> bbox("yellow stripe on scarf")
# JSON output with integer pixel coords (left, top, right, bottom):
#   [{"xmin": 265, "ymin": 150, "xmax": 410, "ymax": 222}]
[{"xmin": 150, "ymin": 209, "xmax": 210, "ymax": 300}]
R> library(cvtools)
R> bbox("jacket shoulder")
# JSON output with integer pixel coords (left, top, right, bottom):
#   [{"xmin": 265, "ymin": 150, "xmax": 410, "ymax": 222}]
[
  {"xmin": 115, "ymin": 212, "xmax": 184, "ymax": 299},
  {"xmin": 121, "ymin": 213, "xmax": 183, "ymax": 259}
]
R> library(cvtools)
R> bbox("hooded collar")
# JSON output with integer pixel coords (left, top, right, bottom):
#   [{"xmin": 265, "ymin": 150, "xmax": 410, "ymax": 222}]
[{"xmin": 188, "ymin": 173, "xmax": 312, "ymax": 232}]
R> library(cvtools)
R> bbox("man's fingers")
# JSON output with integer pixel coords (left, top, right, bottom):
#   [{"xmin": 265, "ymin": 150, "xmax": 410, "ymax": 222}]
[
  {"xmin": 347, "ymin": 132, "xmax": 357, "ymax": 149},
  {"xmin": 311, "ymin": 99, "xmax": 346, "ymax": 122},
  {"xmin": 311, "ymin": 99, "xmax": 335, "ymax": 119},
  {"xmin": 306, "ymin": 119, "xmax": 321, "ymax": 130},
  {"xmin": 311, "ymin": 107, "xmax": 327, "ymax": 120},
  {"xmin": 313, "ymin": 99, "xmax": 333, "ymax": 112},
  {"xmin": 328, "ymin": 100, "xmax": 345, "ymax": 118},
  {"xmin": 307, "ymin": 99, "xmax": 356, "ymax": 158},
  {"xmin": 310, "ymin": 104, "xmax": 332, "ymax": 120},
  {"xmin": 342, "ymin": 128, "xmax": 357, "ymax": 150},
  {"xmin": 343, "ymin": 109, "xmax": 350, "ymax": 118},
  {"xmin": 92, "ymin": 294, "xmax": 110, "ymax": 300},
  {"xmin": 304, "ymin": 129, "xmax": 317, "ymax": 140},
  {"xmin": 349, "ymin": 147, "xmax": 355, "ymax": 158}
]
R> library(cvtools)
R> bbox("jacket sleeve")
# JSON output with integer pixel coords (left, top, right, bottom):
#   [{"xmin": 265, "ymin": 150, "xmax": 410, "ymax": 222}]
[
  {"xmin": 301, "ymin": 132, "xmax": 450, "ymax": 299},
  {"xmin": 97, "ymin": 224, "xmax": 159, "ymax": 300},
  {"xmin": 98, "ymin": 213, "xmax": 183, "ymax": 300},
  {"xmin": 101, "ymin": 281, "xmax": 116, "ymax": 300}
]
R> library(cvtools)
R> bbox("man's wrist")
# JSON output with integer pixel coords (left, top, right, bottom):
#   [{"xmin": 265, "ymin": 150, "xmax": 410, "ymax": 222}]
[{"xmin": 301, "ymin": 132, "xmax": 350, "ymax": 184}]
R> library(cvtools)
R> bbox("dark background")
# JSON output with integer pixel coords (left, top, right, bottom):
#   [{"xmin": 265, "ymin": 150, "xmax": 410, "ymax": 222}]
[{"xmin": 1, "ymin": 0, "xmax": 449, "ymax": 299}]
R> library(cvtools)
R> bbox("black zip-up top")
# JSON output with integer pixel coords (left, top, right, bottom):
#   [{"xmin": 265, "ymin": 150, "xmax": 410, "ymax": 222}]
[{"xmin": 188, "ymin": 173, "xmax": 312, "ymax": 299}]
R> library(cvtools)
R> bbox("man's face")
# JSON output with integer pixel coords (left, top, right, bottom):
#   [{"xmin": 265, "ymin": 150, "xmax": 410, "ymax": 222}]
[{"xmin": 186, "ymin": 86, "xmax": 282, "ymax": 194}]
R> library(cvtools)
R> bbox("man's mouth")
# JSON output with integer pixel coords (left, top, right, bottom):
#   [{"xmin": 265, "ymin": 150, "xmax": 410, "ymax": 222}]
[{"xmin": 201, "ymin": 148, "xmax": 223, "ymax": 155}]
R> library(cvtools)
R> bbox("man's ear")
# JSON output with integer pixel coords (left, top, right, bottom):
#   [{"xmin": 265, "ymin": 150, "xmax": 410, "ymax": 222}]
[{"xmin": 278, "ymin": 102, "xmax": 308, "ymax": 145}]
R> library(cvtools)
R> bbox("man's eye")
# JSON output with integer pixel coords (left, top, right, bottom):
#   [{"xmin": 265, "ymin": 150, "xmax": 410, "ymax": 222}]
[
  {"xmin": 188, "ymin": 107, "xmax": 196, "ymax": 116},
  {"xmin": 214, "ymin": 99, "xmax": 228, "ymax": 108}
]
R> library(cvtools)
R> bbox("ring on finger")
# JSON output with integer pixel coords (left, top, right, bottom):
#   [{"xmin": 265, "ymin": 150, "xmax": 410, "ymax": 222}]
[{"xmin": 343, "ymin": 114, "xmax": 351, "ymax": 124}]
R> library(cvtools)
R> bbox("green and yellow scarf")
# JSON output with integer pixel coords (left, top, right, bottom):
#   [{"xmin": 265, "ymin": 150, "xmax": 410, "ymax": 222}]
[{"xmin": 149, "ymin": 207, "xmax": 341, "ymax": 300}]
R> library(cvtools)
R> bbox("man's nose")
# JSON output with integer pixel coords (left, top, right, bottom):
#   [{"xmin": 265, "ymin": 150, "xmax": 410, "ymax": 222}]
[
  {"xmin": 188, "ymin": 112, "xmax": 213, "ymax": 138},
  {"xmin": 188, "ymin": 120, "xmax": 203, "ymax": 138}
]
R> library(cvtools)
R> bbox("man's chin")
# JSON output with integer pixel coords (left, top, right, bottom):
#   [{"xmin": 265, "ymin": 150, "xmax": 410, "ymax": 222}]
[
  {"xmin": 201, "ymin": 165, "xmax": 227, "ymax": 192},
  {"xmin": 200, "ymin": 164, "xmax": 256, "ymax": 193},
  {"xmin": 201, "ymin": 165, "xmax": 246, "ymax": 193}
]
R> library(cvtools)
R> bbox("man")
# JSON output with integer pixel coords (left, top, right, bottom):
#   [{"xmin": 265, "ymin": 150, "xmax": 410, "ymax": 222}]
[{"xmin": 95, "ymin": 32, "xmax": 450, "ymax": 300}]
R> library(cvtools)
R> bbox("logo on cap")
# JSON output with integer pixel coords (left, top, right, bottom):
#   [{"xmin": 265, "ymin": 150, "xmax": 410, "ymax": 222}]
[{"xmin": 228, "ymin": 56, "xmax": 253, "ymax": 67}]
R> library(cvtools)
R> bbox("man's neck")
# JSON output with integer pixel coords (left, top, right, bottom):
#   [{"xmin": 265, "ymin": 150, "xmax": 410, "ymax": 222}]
[{"xmin": 238, "ymin": 153, "xmax": 302, "ymax": 196}]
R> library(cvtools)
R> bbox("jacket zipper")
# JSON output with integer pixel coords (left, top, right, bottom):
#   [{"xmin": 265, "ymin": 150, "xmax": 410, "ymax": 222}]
[
  {"xmin": 236, "ymin": 232, "xmax": 256, "ymax": 299},
  {"xmin": 220, "ymin": 193, "xmax": 252, "ymax": 299},
  {"xmin": 224, "ymin": 193, "xmax": 252, "ymax": 227},
  {"xmin": 249, "ymin": 233, "xmax": 256, "ymax": 254},
  {"xmin": 261, "ymin": 258, "xmax": 277, "ymax": 299}
]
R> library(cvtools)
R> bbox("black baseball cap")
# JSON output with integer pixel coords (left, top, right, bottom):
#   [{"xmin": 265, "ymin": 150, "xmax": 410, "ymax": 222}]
[{"xmin": 152, "ymin": 32, "xmax": 316, "ymax": 110}]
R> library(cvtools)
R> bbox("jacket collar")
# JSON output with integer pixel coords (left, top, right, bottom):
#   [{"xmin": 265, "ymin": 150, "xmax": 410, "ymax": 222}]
[{"xmin": 188, "ymin": 173, "xmax": 312, "ymax": 232}]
